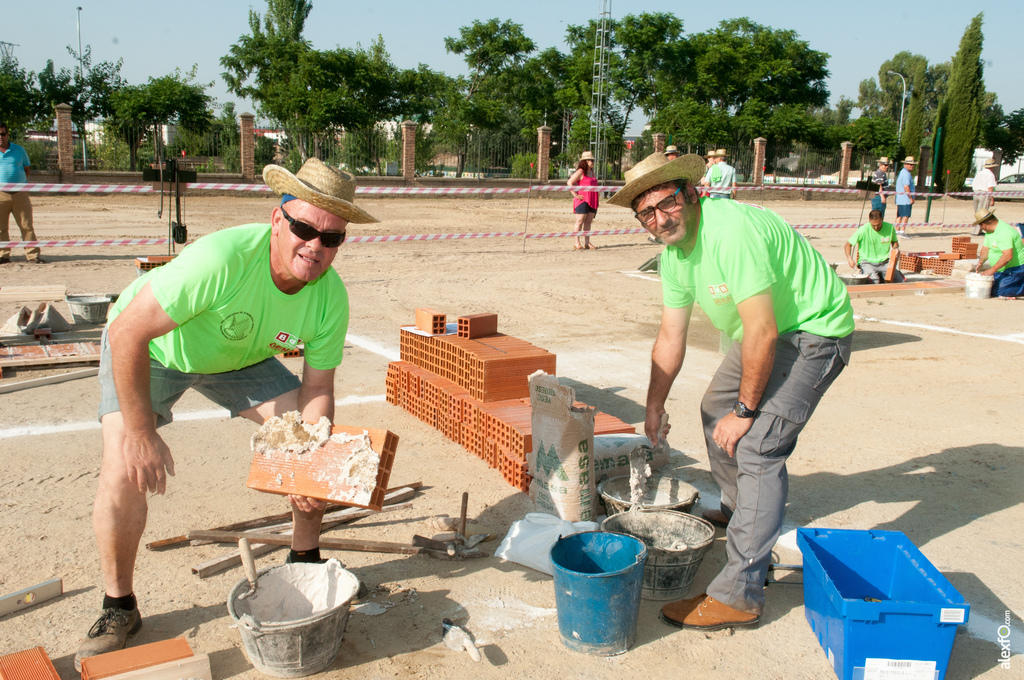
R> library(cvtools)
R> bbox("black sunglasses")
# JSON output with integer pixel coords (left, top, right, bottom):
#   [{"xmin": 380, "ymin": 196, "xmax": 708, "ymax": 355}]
[{"xmin": 280, "ymin": 206, "xmax": 345, "ymax": 248}]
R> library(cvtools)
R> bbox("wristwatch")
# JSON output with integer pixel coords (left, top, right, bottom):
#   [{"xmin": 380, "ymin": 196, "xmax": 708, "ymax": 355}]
[{"xmin": 732, "ymin": 401, "xmax": 758, "ymax": 418}]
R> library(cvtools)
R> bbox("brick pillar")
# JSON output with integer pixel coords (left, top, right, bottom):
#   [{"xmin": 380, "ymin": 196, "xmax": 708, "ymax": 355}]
[
  {"xmin": 840, "ymin": 141, "xmax": 853, "ymax": 187},
  {"xmin": 652, "ymin": 132, "xmax": 666, "ymax": 155},
  {"xmin": 537, "ymin": 125, "xmax": 551, "ymax": 182},
  {"xmin": 753, "ymin": 137, "xmax": 767, "ymax": 185},
  {"xmin": 240, "ymin": 112, "xmax": 255, "ymax": 181},
  {"xmin": 55, "ymin": 103, "xmax": 75, "ymax": 183},
  {"xmin": 917, "ymin": 145, "xmax": 931, "ymax": 187},
  {"xmin": 401, "ymin": 120, "xmax": 416, "ymax": 181}
]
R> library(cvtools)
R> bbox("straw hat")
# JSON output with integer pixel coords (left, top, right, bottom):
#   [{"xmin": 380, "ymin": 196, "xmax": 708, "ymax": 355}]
[
  {"xmin": 973, "ymin": 207, "xmax": 997, "ymax": 224},
  {"xmin": 708, "ymin": 148, "xmax": 728, "ymax": 158},
  {"xmin": 877, "ymin": 156, "xmax": 890, "ymax": 165},
  {"xmin": 984, "ymin": 158, "xmax": 999, "ymax": 168},
  {"xmin": 901, "ymin": 156, "xmax": 918, "ymax": 165},
  {"xmin": 263, "ymin": 157, "xmax": 379, "ymax": 224},
  {"xmin": 664, "ymin": 145, "xmax": 679, "ymax": 155},
  {"xmin": 607, "ymin": 153, "xmax": 707, "ymax": 208},
  {"xmin": 580, "ymin": 151, "xmax": 595, "ymax": 161}
]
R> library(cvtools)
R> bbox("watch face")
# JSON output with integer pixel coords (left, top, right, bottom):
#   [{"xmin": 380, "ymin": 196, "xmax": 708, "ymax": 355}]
[{"xmin": 733, "ymin": 402, "xmax": 753, "ymax": 417}]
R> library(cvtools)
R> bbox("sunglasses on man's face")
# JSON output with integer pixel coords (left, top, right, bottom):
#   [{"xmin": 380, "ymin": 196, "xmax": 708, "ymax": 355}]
[{"xmin": 280, "ymin": 206, "xmax": 346, "ymax": 248}]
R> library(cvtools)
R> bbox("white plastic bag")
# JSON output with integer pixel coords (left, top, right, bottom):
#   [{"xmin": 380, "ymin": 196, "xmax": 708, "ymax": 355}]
[{"xmin": 495, "ymin": 513, "xmax": 599, "ymax": 575}]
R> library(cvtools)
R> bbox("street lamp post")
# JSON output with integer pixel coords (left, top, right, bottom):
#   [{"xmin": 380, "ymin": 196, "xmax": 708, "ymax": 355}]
[
  {"xmin": 77, "ymin": 6, "xmax": 87, "ymax": 170},
  {"xmin": 887, "ymin": 70, "xmax": 907, "ymax": 152}
]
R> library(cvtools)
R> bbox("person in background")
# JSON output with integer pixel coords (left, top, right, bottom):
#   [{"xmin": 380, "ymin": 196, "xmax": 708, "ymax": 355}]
[
  {"xmin": 664, "ymin": 145, "xmax": 679, "ymax": 161},
  {"xmin": 844, "ymin": 209, "xmax": 904, "ymax": 283},
  {"xmin": 0, "ymin": 122, "xmax": 45, "ymax": 264},
  {"xmin": 701, "ymin": 149, "xmax": 737, "ymax": 199},
  {"xmin": 870, "ymin": 157, "xmax": 890, "ymax": 219},
  {"xmin": 970, "ymin": 159, "xmax": 999, "ymax": 235},
  {"xmin": 568, "ymin": 151, "xmax": 599, "ymax": 250},
  {"xmin": 974, "ymin": 208, "xmax": 1024, "ymax": 299},
  {"xmin": 894, "ymin": 156, "xmax": 917, "ymax": 239}
]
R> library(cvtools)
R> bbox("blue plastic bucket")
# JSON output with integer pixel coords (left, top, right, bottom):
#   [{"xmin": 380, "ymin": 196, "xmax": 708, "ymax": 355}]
[{"xmin": 549, "ymin": 531, "xmax": 647, "ymax": 655}]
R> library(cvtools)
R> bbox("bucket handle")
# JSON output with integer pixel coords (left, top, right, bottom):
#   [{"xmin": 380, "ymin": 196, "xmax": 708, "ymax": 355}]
[{"xmin": 238, "ymin": 613, "xmax": 262, "ymax": 632}]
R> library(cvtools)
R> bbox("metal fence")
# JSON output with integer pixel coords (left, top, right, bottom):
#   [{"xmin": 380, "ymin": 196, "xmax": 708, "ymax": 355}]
[
  {"xmin": 763, "ymin": 145, "xmax": 844, "ymax": 185},
  {"xmin": 427, "ymin": 130, "xmax": 537, "ymax": 179},
  {"xmin": 278, "ymin": 126, "xmax": 401, "ymax": 177}
]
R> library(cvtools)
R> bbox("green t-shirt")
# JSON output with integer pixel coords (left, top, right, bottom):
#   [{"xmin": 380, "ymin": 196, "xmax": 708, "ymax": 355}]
[
  {"xmin": 983, "ymin": 220, "xmax": 1024, "ymax": 271},
  {"xmin": 109, "ymin": 224, "xmax": 349, "ymax": 373},
  {"xmin": 848, "ymin": 221, "xmax": 898, "ymax": 264},
  {"xmin": 661, "ymin": 199, "xmax": 854, "ymax": 342}
]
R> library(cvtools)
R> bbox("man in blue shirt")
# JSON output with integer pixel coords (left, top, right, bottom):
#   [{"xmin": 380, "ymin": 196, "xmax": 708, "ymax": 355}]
[
  {"xmin": 894, "ymin": 156, "xmax": 917, "ymax": 239},
  {"xmin": 0, "ymin": 123, "xmax": 44, "ymax": 264}
]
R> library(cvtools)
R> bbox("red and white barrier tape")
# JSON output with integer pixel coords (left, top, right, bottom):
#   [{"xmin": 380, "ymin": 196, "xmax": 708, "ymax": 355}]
[
  {"xmin": 4, "ymin": 181, "xmax": 1024, "ymax": 199},
  {"xmin": 0, "ymin": 223, "xmax": 983, "ymax": 249}
]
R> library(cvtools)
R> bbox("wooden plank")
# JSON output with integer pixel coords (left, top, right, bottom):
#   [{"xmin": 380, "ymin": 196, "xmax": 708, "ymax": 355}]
[
  {"xmin": 0, "ymin": 286, "xmax": 67, "ymax": 303},
  {"xmin": 98, "ymin": 654, "xmax": 210, "ymax": 680},
  {"xmin": 0, "ymin": 579, "xmax": 63, "ymax": 617},
  {"xmin": 0, "ymin": 342, "xmax": 101, "ymax": 368},
  {"xmin": 188, "ymin": 530, "xmax": 428, "ymax": 556},
  {"xmin": 0, "ymin": 368, "xmax": 98, "ymax": 395},
  {"xmin": 846, "ymin": 280, "xmax": 965, "ymax": 299}
]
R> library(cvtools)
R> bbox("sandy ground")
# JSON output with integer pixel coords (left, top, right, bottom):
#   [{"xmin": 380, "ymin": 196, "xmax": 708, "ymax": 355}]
[{"xmin": 1, "ymin": 193, "xmax": 1022, "ymax": 679}]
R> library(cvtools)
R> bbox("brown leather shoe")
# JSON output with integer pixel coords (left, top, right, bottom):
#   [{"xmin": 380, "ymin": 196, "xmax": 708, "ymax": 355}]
[
  {"xmin": 660, "ymin": 594, "xmax": 759, "ymax": 631},
  {"xmin": 702, "ymin": 508, "xmax": 730, "ymax": 528}
]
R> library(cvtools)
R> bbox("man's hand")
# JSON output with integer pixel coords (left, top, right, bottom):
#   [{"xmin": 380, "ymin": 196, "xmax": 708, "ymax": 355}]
[
  {"xmin": 289, "ymin": 495, "xmax": 327, "ymax": 514},
  {"xmin": 645, "ymin": 408, "xmax": 671, "ymax": 446},
  {"xmin": 712, "ymin": 412, "xmax": 754, "ymax": 458},
  {"xmin": 123, "ymin": 429, "xmax": 175, "ymax": 494}
]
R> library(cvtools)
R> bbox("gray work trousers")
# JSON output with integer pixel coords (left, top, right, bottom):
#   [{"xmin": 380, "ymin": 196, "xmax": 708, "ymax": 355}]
[{"xmin": 702, "ymin": 330, "xmax": 852, "ymax": 613}]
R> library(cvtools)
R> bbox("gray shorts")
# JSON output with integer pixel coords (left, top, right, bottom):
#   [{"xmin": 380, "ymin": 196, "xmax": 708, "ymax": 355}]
[
  {"xmin": 97, "ymin": 328, "xmax": 301, "ymax": 428},
  {"xmin": 859, "ymin": 258, "xmax": 906, "ymax": 284}
]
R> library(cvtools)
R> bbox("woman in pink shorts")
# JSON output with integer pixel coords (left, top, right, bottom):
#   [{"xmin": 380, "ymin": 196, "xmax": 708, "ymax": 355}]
[{"xmin": 568, "ymin": 151, "xmax": 599, "ymax": 250}]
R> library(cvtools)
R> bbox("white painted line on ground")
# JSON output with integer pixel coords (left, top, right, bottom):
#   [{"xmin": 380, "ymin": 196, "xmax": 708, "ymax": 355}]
[
  {"xmin": 618, "ymin": 270, "xmax": 661, "ymax": 283},
  {"xmin": 0, "ymin": 394, "xmax": 387, "ymax": 440},
  {"xmin": 347, "ymin": 334, "xmax": 400, "ymax": 361},
  {"xmin": 854, "ymin": 314, "xmax": 1024, "ymax": 345}
]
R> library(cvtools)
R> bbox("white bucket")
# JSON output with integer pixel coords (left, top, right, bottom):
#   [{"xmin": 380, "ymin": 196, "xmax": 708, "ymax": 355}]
[{"xmin": 964, "ymin": 272, "xmax": 994, "ymax": 299}]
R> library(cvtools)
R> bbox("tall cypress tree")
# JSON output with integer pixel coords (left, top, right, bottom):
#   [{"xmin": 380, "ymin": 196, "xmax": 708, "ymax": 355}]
[
  {"xmin": 902, "ymin": 62, "xmax": 926, "ymax": 157},
  {"xmin": 937, "ymin": 13, "xmax": 984, "ymax": 193}
]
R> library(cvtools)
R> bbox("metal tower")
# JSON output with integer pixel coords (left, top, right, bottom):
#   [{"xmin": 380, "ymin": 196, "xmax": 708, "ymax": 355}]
[
  {"xmin": 589, "ymin": 0, "xmax": 612, "ymax": 181},
  {"xmin": 0, "ymin": 41, "xmax": 18, "ymax": 63}
]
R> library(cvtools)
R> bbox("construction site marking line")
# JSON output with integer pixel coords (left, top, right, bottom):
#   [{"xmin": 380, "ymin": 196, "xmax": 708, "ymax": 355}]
[{"xmin": 853, "ymin": 314, "xmax": 1024, "ymax": 345}]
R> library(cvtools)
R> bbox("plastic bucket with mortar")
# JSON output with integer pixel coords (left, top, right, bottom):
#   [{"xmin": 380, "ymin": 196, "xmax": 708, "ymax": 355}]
[
  {"xmin": 964, "ymin": 272, "xmax": 994, "ymax": 299},
  {"xmin": 602, "ymin": 510, "xmax": 715, "ymax": 601},
  {"xmin": 227, "ymin": 559, "xmax": 359, "ymax": 677},
  {"xmin": 549, "ymin": 531, "xmax": 647, "ymax": 656}
]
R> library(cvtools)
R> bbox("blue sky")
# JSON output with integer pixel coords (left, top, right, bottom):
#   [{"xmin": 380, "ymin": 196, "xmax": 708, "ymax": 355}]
[{"xmin": 8, "ymin": 1, "xmax": 1022, "ymax": 134}]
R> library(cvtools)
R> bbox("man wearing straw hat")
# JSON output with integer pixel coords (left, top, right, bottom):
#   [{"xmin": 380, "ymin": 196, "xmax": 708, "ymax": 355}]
[
  {"xmin": 75, "ymin": 158, "xmax": 378, "ymax": 669},
  {"xmin": 664, "ymin": 145, "xmax": 680, "ymax": 161},
  {"xmin": 894, "ymin": 156, "xmax": 917, "ymax": 238},
  {"xmin": 608, "ymin": 153, "xmax": 854, "ymax": 630},
  {"xmin": 971, "ymin": 159, "xmax": 999, "ymax": 234},
  {"xmin": 974, "ymin": 207, "xmax": 1024, "ymax": 299},
  {"xmin": 870, "ymin": 157, "xmax": 891, "ymax": 218},
  {"xmin": 700, "ymin": 148, "xmax": 736, "ymax": 199}
]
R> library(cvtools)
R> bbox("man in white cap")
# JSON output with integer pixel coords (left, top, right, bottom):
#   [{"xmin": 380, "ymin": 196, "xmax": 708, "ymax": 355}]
[
  {"xmin": 974, "ymin": 207, "xmax": 1024, "ymax": 299},
  {"xmin": 894, "ymin": 156, "xmax": 917, "ymax": 238},
  {"xmin": 971, "ymin": 159, "xmax": 1000, "ymax": 234},
  {"xmin": 75, "ymin": 158, "xmax": 378, "ymax": 669},
  {"xmin": 607, "ymin": 153, "xmax": 854, "ymax": 631},
  {"xmin": 700, "ymin": 149, "xmax": 736, "ymax": 199}
]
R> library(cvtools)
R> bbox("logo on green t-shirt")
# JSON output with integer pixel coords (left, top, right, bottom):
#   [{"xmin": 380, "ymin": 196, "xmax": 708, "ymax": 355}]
[{"xmin": 221, "ymin": 311, "xmax": 254, "ymax": 341}]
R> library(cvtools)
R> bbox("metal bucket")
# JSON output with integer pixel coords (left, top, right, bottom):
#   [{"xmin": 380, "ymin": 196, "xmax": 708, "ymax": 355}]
[
  {"xmin": 602, "ymin": 510, "xmax": 715, "ymax": 601},
  {"xmin": 227, "ymin": 560, "xmax": 360, "ymax": 678},
  {"xmin": 549, "ymin": 531, "xmax": 647, "ymax": 656},
  {"xmin": 65, "ymin": 294, "xmax": 117, "ymax": 324},
  {"xmin": 598, "ymin": 476, "xmax": 700, "ymax": 515}
]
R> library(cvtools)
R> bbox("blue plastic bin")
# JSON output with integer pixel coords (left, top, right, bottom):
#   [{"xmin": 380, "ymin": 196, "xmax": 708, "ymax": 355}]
[
  {"xmin": 797, "ymin": 528, "xmax": 970, "ymax": 680},
  {"xmin": 549, "ymin": 531, "xmax": 647, "ymax": 656}
]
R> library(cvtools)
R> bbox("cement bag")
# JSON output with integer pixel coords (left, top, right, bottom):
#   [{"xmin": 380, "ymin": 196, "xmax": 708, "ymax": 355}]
[
  {"xmin": 594, "ymin": 434, "xmax": 669, "ymax": 481},
  {"xmin": 495, "ymin": 513, "xmax": 600, "ymax": 575},
  {"xmin": 527, "ymin": 372, "xmax": 597, "ymax": 522}
]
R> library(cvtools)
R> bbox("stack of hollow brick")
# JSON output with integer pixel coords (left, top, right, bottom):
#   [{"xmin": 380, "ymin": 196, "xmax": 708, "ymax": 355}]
[
  {"xmin": 952, "ymin": 236, "xmax": 979, "ymax": 259},
  {"xmin": 386, "ymin": 311, "xmax": 635, "ymax": 492}
]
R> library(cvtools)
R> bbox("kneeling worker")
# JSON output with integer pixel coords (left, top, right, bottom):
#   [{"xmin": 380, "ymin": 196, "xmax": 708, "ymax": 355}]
[
  {"xmin": 75, "ymin": 158, "xmax": 379, "ymax": 669},
  {"xmin": 975, "ymin": 208, "xmax": 1024, "ymax": 299},
  {"xmin": 608, "ymin": 152, "xmax": 853, "ymax": 631},
  {"xmin": 845, "ymin": 209, "xmax": 904, "ymax": 283}
]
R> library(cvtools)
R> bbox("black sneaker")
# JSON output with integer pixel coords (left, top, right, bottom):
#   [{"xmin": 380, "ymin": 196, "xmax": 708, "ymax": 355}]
[{"xmin": 74, "ymin": 607, "xmax": 142, "ymax": 672}]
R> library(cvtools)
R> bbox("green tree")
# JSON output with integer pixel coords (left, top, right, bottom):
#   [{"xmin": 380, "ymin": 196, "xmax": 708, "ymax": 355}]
[
  {"xmin": 982, "ymin": 108, "xmax": 1024, "ymax": 165},
  {"xmin": 108, "ymin": 66, "xmax": 213, "ymax": 170},
  {"xmin": 0, "ymin": 56, "xmax": 38, "ymax": 131},
  {"xmin": 935, "ymin": 13, "xmax": 985, "ymax": 192},
  {"xmin": 902, "ymin": 62, "xmax": 927, "ymax": 156},
  {"xmin": 613, "ymin": 13, "xmax": 687, "ymax": 127}
]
